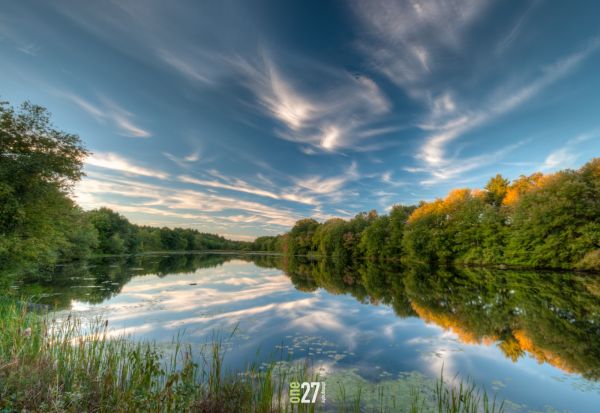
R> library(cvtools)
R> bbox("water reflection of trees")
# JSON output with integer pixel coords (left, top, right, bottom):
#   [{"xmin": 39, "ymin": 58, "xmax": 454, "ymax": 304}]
[
  {"xmin": 280, "ymin": 258, "xmax": 600, "ymax": 380},
  {"xmin": 5, "ymin": 253, "xmax": 234, "ymax": 310},
  {"xmin": 5, "ymin": 253, "xmax": 600, "ymax": 379}
]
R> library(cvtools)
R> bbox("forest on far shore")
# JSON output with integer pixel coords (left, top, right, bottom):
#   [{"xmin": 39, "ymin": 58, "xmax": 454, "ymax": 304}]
[
  {"xmin": 255, "ymin": 158, "xmax": 600, "ymax": 271},
  {"xmin": 2, "ymin": 100, "xmax": 599, "ymax": 272}
]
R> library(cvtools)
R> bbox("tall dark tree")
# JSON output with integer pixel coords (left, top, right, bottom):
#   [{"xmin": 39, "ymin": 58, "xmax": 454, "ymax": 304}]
[{"xmin": 0, "ymin": 101, "xmax": 93, "ymax": 267}]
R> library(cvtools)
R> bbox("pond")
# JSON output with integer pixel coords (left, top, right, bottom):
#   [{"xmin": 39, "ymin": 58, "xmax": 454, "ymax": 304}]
[{"xmin": 5, "ymin": 253, "xmax": 600, "ymax": 412}]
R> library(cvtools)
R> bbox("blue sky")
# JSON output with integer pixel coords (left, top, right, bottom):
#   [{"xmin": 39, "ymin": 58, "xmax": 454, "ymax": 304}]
[{"xmin": 1, "ymin": 0, "xmax": 600, "ymax": 240}]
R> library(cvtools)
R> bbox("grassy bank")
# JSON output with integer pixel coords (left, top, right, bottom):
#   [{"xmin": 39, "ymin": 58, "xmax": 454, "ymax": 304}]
[{"xmin": 0, "ymin": 299, "xmax": 504, "ymax": 412}]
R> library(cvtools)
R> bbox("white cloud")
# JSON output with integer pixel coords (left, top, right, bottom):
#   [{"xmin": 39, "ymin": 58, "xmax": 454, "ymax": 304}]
[
  {"xmin": 280, "ymin": 162, "xmax": 361, "ymax": 211},
  {"xmin": 17, "ymin": 43, "xmax": 40, "ymax": 55},
  {"xmin": 177, "ymin": 173, "xmax": 317, "ymax": 206},
  {"xmin": 352, "ymin": 0, "xmax": 489, "ymax": 94},
  {"xmin": 570, "ymin": 131, "xmax": 600, "ymax": 145},
  {"xmin": 86, "ymin": 152, "xmax": 169, "ymax": 179},
  {"xmin": 381, "ymin": 171, "xmax": 407, "ymax": 187},
  {"xmin": 184, "ymin": 150, "xmax": 201, "ymax": 162},
  {"xmin": 542, "ymin": 148, "xmax": 578, "ymax": 170},
  {"xmin": 540, "ymin": 127, "xmax": 600, "ymax": 171},
  {"xmin": 432, "ymin": 93, "xmax": 456, "ymax": 115},
  {"xmin": 158, "ymin": 49, "xmax": 213, "ymax": 85},
  {"xmin": 261, "ymin": 58, "xmax": 315, "ymax": 130},
  {"xmin": 415, "ymin": 40, "xmax": 600, "ymax": 179},
  {"xmin": 233, "ymin": 52, "xmax": 391, "ymax": 152},
  {"xmin": 111, "ymin": 111, "xmax": 151, "ymax": 138},
  {"xmin": 180, "ymin": 175, "xmax": 278, "ymax": 201},
  {"xmin": 419, "ymin": 140, "xmax": 528, "ymax": 185},
  {"xmin": 75, "ymin": 171, "xmax": 302, "ymax": 230},
  {"xmin": 163, "ymin": 149, "xmax": 205, "ymax": 170},
  {"xmin": 320, "ymin": 126, "xmax": 341, "ymax": 150},
  {"xmin": 61, "ymin": 92, "xmax": 105, "ymax": 119},
  {"xmin": 292, "ymin": 161, "xmax": 358, "ymax": 196},
  {"xmin": 352, "ymin": 0, "xmax": 599, "ymax": 182},
  {"xmin": 50, "ymin": 2, "xmax": 397, "ymax": 152},
  {"xmin": 60, "ymin": 91, "xmax": 151, "ymax": 138},
  {"xmin": 293, "ymin": 175, "xmax": 347, "ymax": 195},
  {"xmin": 495, "ymin": 1, "xmax": 540, "ymax": 55}
]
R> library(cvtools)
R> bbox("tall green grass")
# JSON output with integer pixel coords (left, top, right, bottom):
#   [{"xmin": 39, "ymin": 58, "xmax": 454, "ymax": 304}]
[
  {"xmin": 0, "ymin": 299, "xmax": 504, "ymax": 412},
  {"xmin": 433, "ymin": 368, "xmax": 504, "ymax": 413}
]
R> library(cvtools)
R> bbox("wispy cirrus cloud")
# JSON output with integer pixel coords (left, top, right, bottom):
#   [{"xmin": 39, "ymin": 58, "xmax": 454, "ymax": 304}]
[
  {"xmin": 86, "ymin": 152, "xmax": 322, "ymax": 210},
  {"xmin": 17, "ymin": 42, "xmax": 41, "ymax": 56},
  {"xmin": 163, "ymin": 149, "xmax": 203, "ymax": 169},
  {"xmin": 353, "ymin": 0, "xmax": 599, "ymax": 184},
  {"xmin": 419, "ymin": 140, "xmax": 529, "ymax": 185},
  {"xmin": 178, "ymin": 161, "xmax": 363, "ymax": 208},
  {"xmin": 84, "ymin": 146, "xmax": 362, "ymax": 223},
  {"xmin": 352, "ymin": 0, "xmax": 490, "ymax": 97},
  {"xmin": 76, "ymin": 171, "xmax": 302, "ymax": 230},
  {"xmin": 59, "ymin": 91, "xmax": 151, "ymax": 138},
  {"xmin": 177, "ymin": 174, "xmax": 316, "ymax": 206},
  {"xmin": 156, "ymin": 46, "xmax": 395, "ymax": 153},
  {"xmin": 51, "ymin": 1, "xmax": 396, "ymax": 153},
  {"xmin": 231, "ymin": 52, "xmax": 391, "ymax": 152},
  {"xmin": 0, "ymin": 19, "xmax": 42, "ymax": 56},
  {"xmin": 411, "ymin": 39, "xmax": 600, "ymax": 182},
  {"xmin": 542, "ymin": 148, "xmax": 578, "ymax": 171},
  {"xmin": 293, "ymin": 162, "xmax": 358, "ymax": 195},
  {"xmin": 62, "ymin": 92, "xmax": 104, "ymax": 118},
  {"xmin": 9, "ymin": 0, "xmax": 600, "ymax": 241},
  {"xmin": 110, "ymin": 110, "xmax": 151, "ymax": 138},
  {"xmin": 541, "ymin": 128, "xmax": 600, "ymax": 171},
  {"xmin": 86, "ymin": 152, "xmax": 168, "ymax": 180},
  {"xmin": 158, "ymin": 49, "xmax": 214, "ymax": 85},
  {"xmin": 495, "ymin": 0, "xmax": 540, "ymax": 55},
  {"xmin": 287, "ymin": 161, "xmax": 361, "ymax": 207}
]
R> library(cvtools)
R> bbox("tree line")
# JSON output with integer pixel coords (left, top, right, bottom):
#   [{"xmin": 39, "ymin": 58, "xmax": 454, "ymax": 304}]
[
  {"xmin": 2, "ymin": 99, "xmax": 599, "ymax": 272},
  {"xmin": 0, "ymin": 101, "xmax": 249, "ymax": 271},
  {"xmin": 254, "ymin": 163, "xmax": 600, "ymax": 271},
  {"xmin": 4, "ymin": 253, "xmax": 236, "ymax": 310}
]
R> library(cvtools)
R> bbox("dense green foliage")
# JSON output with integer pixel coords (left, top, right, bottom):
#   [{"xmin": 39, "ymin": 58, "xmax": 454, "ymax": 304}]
[
  {"xmin": 0, "ymin": 101, "xmax": 248, "ymax": 271},
  {"xmin": 86, "ymin": 207, "xmax": 248, "ymax": 256},
  {"xmin": 257, "ymin": 160, "xmax": 600, "ymax": 271},
  {"xmin": 0, "ymin": 101, "xmax": 92, "ymax": 267}
]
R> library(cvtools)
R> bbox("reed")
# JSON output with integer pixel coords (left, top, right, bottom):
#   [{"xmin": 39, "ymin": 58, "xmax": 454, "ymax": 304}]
[{"xmin": 433, "ymin": 367, "xmax": 505, "ymax": 413}]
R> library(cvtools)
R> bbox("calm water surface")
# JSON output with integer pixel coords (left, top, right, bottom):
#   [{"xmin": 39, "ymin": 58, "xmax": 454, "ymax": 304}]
[{"xmin": 7, "ymin": 253, "xmax": 600, "ymax": 412}]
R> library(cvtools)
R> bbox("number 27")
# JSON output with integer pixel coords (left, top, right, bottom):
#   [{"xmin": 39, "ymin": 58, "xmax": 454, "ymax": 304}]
[{"xmin": 300, "ymin": 382, "xmax": 320, "ymax": 403}]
